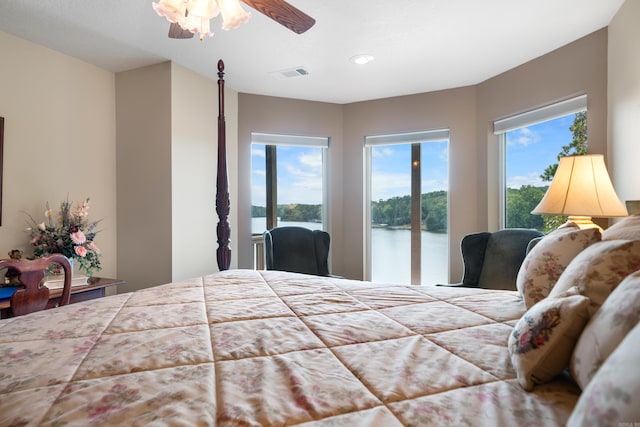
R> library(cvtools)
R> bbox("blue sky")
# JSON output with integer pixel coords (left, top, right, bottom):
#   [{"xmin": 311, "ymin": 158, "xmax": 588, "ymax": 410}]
[
  {"xmin": 505, "ymin": 114, "xmax": 576, "ymax": 188},
  {"xmin": 252, "ymin": 145, "xmax": 323, "ymax": 206},
  {"xmin": 370, "ymin": 141, "xmax": 449, "ymax": 201},
  {"xmin": 251, "ymin": 113, "xmax": 577, "ymax": 206}
]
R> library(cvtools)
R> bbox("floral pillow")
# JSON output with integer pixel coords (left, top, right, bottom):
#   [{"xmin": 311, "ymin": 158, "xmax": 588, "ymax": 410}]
[
  {"xmin": 570, "ymin": 270, "xmax": 640, "ymax": 390},
  {"xmin": 548, "ymin": 240, "xmax": 640, "ymax": 312},
  {"xmin": 567, "ymin": 321, "xmax": 640, "ymax": 427},
  {"xmin": 602, "ymin": 214, "xmax": 640, "ymax": 241},
  {"xmin": 509, "ymin": 287, "xmax": 591, "ymax": 391},
  {"xmin": 516, "ymin": 223, "xmax": 600, "ymax": 308}
]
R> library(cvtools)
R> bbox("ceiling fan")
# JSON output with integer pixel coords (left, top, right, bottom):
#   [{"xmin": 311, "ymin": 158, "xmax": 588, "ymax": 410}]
[{"xmin": 158, "ymin": 0, "xmax": 316, "ymax": 39}]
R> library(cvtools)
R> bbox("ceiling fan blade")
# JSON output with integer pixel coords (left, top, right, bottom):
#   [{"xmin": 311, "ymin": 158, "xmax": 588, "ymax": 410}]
[
  {"xmin": 168, "ymin": 22, "xmax": 194, "ymax": 39},
  {"xmin": 241, "ymin": 0, "xmax": 315, "ymax": 34}
]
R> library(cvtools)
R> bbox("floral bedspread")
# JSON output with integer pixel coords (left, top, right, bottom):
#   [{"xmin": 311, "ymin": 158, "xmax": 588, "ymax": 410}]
[{"xmin": 0, "ymin": 269, "xmax": 579, "ymax": 426}]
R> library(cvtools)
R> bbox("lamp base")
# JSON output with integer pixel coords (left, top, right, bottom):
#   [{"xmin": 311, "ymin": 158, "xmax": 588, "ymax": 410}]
[{"xmin": 567, "ymin": 216, "xmax": 601, "ymax": 232}]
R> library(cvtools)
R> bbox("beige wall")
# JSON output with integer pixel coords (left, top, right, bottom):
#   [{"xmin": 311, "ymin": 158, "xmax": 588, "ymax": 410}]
[
  {"xmin": 238, "ymin": 29, "xmax": 609, "ymax": 282},
  {"xmin": 0, "ymin": 32, "xmax": 117, "ymax": 280},
  {"xmin": 116, "ymin": 63, "xmax": 173, "ymax": 293},
  {"xmin": 171, "ymin": 64, "xmax": 219, "ymax": 281},
  {"xmin": 116, "ymin": 62, "xmax": 238, "ymax": 293},
  {"xmin": 608, "ymin": 0, "xmax": 640, "ymax": 205}
]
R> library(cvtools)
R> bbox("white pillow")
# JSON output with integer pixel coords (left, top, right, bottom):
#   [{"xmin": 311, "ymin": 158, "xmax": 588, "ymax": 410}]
[
  {"xmin": 570, "ymin": 270, "xmax": 640, "ymax": 389},
  {"xmin": 509, "ymin": 287, "xmax": 590, "ymax": 391},
  {"xmin": 568, "ymin": 321, "xmax": 640, "ymax": 426},
  {"xmin": 549, "ymin": 240, "xmax": 640, "ymax": 312},
  {"xmin": 516, "ymin": 223, "xmax": 600, "ymax": 308},
  {"xmin": 602, "ymin": 214, "xmax": 640, "ymax": 241}
]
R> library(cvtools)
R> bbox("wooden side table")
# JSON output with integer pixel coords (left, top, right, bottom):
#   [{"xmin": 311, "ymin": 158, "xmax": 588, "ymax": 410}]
[{"xmin": 0, "ymin": 277, "xmax": 124, "ymax": 319}]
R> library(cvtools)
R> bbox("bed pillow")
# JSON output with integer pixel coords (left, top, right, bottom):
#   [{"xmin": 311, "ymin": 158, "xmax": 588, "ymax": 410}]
[
  {"xmin": 509, "ymin": 287, "xmax": 591, "ymax": 391},
  {"xmin": 516, "ymin": 223, "xmax": 600, "ymax": 308},
  {"xmin": 602, "ymin": 214, "xmax": 640, "ymax": 241},
  {"xmin": 567, "ymin": 321, "xmax": 640, "ymax": 427},
  {"xmin": 570, "ymin": 270, "xmax": 640, "ymax": 390},
  {"xmin": 548, "ymin": 240, "xmax": 640, "ymax": 312}
]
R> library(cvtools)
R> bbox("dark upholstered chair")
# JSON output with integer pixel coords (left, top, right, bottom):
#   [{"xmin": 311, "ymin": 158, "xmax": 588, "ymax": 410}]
[
  {"xmin": 440, "ymin": 228, "xmax": 545, "ymax": 291},
  {"xmin": 264, "ymin": 226, "xmax": 332, "ymax": 277},
  {"xmin": 0, "ymin": 254, "xmax": 72, "ymax": 317}
]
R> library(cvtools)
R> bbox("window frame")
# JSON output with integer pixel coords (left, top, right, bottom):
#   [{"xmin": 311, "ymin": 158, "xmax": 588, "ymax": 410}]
[
  {"xmin": 364, "ymin": 129, "xmax": 450, "ymax": 284},
  {"xmin": 493, "ymin": 95, "xmax": 587, "ymax": 229},
  {"xmin": 250, "ymin": 132, "xmax": 330, "ymax": 234}
]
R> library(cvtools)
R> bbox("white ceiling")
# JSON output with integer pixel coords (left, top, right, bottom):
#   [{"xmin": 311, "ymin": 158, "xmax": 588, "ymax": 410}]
[{"xmin": 0, "ymin": 0, "xmax": 625, "ymax": 104}]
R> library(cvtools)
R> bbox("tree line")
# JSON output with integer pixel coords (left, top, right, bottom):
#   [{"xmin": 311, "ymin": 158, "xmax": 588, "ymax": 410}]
[
  {"xmin": 252, "ymin": 204, "xmax": 322, "ymax": 223},
  {"xmin": 252, "ymin": 184, "xmax": 555, "ymax": 233}
]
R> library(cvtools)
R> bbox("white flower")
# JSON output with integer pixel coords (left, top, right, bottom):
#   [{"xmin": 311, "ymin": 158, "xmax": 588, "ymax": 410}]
[{"xmin": 38, "ymin": 222, "xmax": 46, "ymax": 231}]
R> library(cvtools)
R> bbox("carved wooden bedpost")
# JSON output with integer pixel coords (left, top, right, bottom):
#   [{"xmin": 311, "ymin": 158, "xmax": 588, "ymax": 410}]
[{"xmin": 216, "ymin": 59, "xmax": 231, "ymax": 270}]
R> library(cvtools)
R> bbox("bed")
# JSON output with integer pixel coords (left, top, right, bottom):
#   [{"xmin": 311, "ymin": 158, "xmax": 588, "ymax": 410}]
[{"xmin": 0, "ymin": 269, "xmax": 582, "ymax": 426}]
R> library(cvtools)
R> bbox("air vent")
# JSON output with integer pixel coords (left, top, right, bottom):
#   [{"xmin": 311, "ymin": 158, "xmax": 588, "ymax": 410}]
[{"xmin": 270, "ymin": 66, "xmax": 310, "ymax": 79}]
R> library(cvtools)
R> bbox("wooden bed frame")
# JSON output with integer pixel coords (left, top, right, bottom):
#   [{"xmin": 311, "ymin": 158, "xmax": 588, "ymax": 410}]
[{"xmin": 216, "ymin": 59, "xmax": 231, "ymax": 271}]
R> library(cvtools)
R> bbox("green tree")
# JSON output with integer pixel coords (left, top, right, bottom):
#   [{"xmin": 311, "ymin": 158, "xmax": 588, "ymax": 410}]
[
  {"xmin": 422, "ymin": 191, "xmax": 448, "ymax": 232},
  {"xmin": 280, "ymin": 204, "xmax": 321, "ymax": 222},
  {"xmin": 540, "ymin": 111, "xmax": 587, "ymax": 181},
  {"xmin": 252, "ymin": 205, "xmax": 266, "ymax": 217},
  {"xmin": 506, "ymin": 186, "xmax": 547, "ymax": 229},
  {"xmin": 539, "ymin": 111, "xmax": 587, "ymax": 232}
]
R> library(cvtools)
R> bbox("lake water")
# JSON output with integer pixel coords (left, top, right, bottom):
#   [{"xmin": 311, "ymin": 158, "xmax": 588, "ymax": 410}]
[{"xmin": 253, "ymin": 218, "xmax": 448, "ymax": 285}]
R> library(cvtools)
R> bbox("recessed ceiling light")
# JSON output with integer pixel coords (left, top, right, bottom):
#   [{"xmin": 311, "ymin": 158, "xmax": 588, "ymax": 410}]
[{"xmin": 350, "ymin": 54, "xmax": 375, "ymax": 65}]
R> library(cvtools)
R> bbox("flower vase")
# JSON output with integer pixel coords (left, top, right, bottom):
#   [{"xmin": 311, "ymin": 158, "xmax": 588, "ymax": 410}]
[{"xmin": 47, "ymin": 256, "xmax": 74, "ymax": 278}]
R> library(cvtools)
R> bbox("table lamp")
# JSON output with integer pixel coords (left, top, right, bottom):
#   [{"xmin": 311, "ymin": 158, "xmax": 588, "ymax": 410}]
[{"xmin": 532, "ymin": 154, "xmax": 628, "ymax": 230}]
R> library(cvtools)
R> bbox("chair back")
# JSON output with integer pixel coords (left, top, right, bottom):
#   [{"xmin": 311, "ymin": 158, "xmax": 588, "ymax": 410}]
[
  {"xmin": 264, "ymin": 226, "xmax": 331, "ymax": 276},
  {"xmin": 461, "ymin": 228, "xmax": 544, "ymax": 290},
  {"xmin": 0, "ymin": 254, "xmax": 72, "ymax": 316}
]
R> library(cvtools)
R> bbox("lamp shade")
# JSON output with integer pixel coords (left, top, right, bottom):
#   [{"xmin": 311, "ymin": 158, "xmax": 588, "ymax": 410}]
[{"xmin": 532, "ymin": 154, "xmax": 628, "ymax": 219}]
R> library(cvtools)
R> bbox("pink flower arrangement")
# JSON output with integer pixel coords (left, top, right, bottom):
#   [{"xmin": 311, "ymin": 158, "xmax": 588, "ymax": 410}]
[{"xmin": 25, "ymin": 197, "xmax": 102, "ymax": 276}]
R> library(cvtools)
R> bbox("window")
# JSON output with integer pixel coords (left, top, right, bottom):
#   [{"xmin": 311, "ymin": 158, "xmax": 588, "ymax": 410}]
[
  {"xmin": 494, "ymin": 95, "xmax": 587, "ymax": 231},
  {"xmin": 365, "ymin": 130, "xmax": 449, "ymax": 285},
  {"xmin": 251, "ymin": 133, "xmax": 328, "ymax": 235}
]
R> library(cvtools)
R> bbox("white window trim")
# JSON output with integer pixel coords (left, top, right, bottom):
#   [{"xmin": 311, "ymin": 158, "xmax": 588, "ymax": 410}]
[
  {"xmin": 365, "ymin": 129, "xmax": 450, "ymax": 147},
  {"xmin": 493, "ymin": 94, "xmax": 587, "ymax": 134},
  {"xmin": 252, "ymin": 132, "xmax": 329, "ymax": 148}
]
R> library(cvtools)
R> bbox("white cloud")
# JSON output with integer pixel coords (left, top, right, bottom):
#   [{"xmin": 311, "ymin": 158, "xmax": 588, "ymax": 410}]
[
  {"xmin": 299, "ymin": 152, "xmax": 322, "ymax": 168},
  {"xmin": 283, "ymin": 162, "xmax": 319, "ymax": 179},
  {"xmin": 251, "ymin": 147, "xmax": 265, "ymax": 158},
  {"xmin": 422, "ymin": 178, "xmax": 448, "ymax": 193},
  {"xmin": 251, "ymin": 183, "xmax": 266, "ymax": 207},
  {"xmin": 507, "ymin": 172, "xmax": 545, "ymax": 188},
  {"xmin": 372, "ymin": 147, "xmax": 395, "ymax": 158},
  {"xmin": 278, "ymin": 176, "xmax": 323, "ymax": 204},
  {"xmin": 507, "ymin": 127, "xmax": 540, "ymax": 147},
  {"xmin": 439, "ymin": 147, "xmax": 449, "ymax": 163},
  {"xmin": 371, "ymin": 172, "xmax": 411, "ymax": 201}
]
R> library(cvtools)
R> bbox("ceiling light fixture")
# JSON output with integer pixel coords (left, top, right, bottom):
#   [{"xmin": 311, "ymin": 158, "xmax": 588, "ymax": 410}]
[
  {"xmin": 350, "ymin": 54, "xmax": 375, "ymax": 65},
  {"xmin": 153, "ymin": 0, "xmax": 250, "ymax": 40}
]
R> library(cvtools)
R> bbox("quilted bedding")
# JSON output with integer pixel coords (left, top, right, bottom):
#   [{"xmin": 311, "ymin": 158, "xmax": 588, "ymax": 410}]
[{"xmin": 0, "ymin": 269, "xmax": 580, "ymax": 426}]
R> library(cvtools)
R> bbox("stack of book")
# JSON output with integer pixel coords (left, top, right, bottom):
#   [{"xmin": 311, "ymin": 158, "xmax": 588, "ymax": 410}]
[{"xmin": 43, "ymin": 275, "xmax": 88, "ymax": 289}]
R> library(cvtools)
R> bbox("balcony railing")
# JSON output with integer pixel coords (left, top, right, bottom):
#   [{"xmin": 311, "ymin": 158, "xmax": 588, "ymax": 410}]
[{"xmin": 252, "ymin": 234, "xmax": 265, "ymax": 270}]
